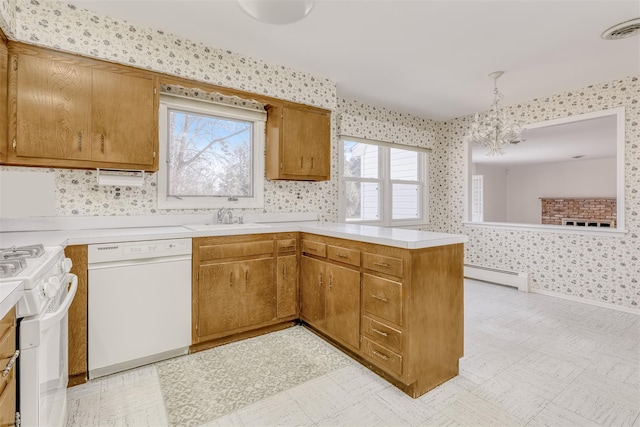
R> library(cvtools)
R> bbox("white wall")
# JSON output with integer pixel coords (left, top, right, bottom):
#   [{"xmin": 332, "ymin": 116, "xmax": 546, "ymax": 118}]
[
  {"xmin": 474, "ymin": 164, "xmax": 507, "ymax": 222},
  {"xmin": 505, "ymin": 158, "xmax": 616, "ymax": 224}
]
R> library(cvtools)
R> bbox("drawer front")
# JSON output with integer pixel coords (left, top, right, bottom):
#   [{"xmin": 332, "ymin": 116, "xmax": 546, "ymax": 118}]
[
  {"xmin": 327, "ymin": 245, "xmax": 360, "ymax": 267},
  {"xmin": 0, "ymin": 328, "xmax": 15, "ymax": 360},
  {"xmin": 301, "ymin": 239, "xmax": 327, "ymax": 258},
  {"xmin": 362, "ymin": 274, "xmax": 402, "ymax": 326},
  {"xmin": 0, "ymin": 309, "xmax": 14, "ymax": 347},
  {"xmin": 200, "ymin": 241, "xmax": 274, "ymax": 260},
  {"xmin": 362, "ymin": 316, "xmax": 402, "ymax": 354},
  {"xmin": 362, "ymin": 253, "xmax": 403, "ymax": 277},
  {"xmin": 277, "ymin": 239, "xmax": 297, "ymax": 254},
  {"xmin": 362, "ymin": 337, "xmax": 402, "ymax": 376}
]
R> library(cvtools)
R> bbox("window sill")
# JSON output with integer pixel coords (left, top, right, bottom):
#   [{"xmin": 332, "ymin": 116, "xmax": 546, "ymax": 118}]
[{"xmin": 463, "ymin": 221, "xmax": 628, "ymax": 237}]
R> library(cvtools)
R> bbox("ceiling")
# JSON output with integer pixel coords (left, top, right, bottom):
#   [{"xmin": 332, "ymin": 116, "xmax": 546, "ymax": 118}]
[
  {"xmin": 471, "ymin": 114, "xmax": 618, "ymax": 166},
  {"xmin": 67, "ymin": 0, "xmax": 640, "ymax": 121}
]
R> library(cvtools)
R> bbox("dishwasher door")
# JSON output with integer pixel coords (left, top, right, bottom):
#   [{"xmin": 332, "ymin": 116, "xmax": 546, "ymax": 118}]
[{"xmin": 88, "ymin": 239, "xmax": 192, "ymax": 378}]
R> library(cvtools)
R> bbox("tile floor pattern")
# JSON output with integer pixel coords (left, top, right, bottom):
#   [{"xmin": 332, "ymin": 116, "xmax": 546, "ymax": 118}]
[{"xmin": 66, "ymin": 280, "xmax": 640, "ymax": 426}]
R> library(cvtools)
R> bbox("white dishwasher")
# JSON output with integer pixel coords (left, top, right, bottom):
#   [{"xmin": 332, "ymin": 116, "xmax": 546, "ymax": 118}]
[{"xmin": 88, "ymin": 238, "xmax": 192, "ymax": 378}]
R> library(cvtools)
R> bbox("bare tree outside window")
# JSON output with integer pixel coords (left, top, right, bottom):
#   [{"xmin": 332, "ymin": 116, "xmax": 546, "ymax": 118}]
[{"xmin": 168, "ymin": 109, "xmax": 253, "ymax": 198}]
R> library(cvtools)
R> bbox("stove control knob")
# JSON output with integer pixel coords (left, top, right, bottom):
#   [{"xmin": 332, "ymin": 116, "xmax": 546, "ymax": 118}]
[
  {"xmin": 63, "ymin": 258, "xmax": 73, "ymax": 273},
  {"xmin": 43, "ymin": 277, "xmax": 60, "ymax": 298}
]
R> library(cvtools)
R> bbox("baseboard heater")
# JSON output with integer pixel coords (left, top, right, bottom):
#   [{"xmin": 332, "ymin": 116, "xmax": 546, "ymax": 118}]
[{"xmin": 464, "ymin": 264, "xmax": 529, "ymax": 292}]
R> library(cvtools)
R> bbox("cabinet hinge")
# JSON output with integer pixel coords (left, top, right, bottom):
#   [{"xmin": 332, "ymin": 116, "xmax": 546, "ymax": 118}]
[
  {"xmin": 12, "ymin": 137, "xmax": 16, "ymax": 150},
  {"xmin": 12, "ymin": 57, "xmax": 17, "ymax": 71}
]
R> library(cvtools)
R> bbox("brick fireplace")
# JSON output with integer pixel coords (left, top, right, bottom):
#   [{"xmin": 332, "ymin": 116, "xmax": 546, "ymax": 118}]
[{"xmin": 540, "ymin": 197, "xmax": 616, "ymax": 226}]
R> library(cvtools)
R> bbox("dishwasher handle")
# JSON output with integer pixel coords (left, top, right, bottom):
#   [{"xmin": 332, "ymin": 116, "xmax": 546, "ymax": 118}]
[{"xmin": 88, "ymin": 255, "xmax": 192, "ymax": 270}]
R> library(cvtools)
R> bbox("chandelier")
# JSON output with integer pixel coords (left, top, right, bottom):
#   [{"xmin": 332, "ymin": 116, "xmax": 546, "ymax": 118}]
[{"xmin": 467, "ymin": 71, "xmax": 524, "ymax": 156}]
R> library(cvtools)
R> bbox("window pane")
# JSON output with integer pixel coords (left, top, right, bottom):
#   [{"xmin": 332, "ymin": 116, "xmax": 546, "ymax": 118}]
[
  {"xmin": 168, "ymin": 109, "xmax": 252, "ymax": 197},
  {"xmin": 344, "ymin": 141, "xmax": 379, "ymax": 178},
  {"xmin": 345, "ymin": 181, "xmax": 379, "ymax": 221},
  {"xmin": 392, "ymin": 183, "xmax": 420, "ymax": 219},
  {"xmin": 390, "ymin": 149, "xmax": 418, "ymax": 180}
]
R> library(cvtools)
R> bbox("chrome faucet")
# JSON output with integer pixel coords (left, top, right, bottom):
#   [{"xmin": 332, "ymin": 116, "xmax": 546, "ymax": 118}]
[{"xmin": 216, "ymin": 208, "xmax": 233, "ymax": 224}]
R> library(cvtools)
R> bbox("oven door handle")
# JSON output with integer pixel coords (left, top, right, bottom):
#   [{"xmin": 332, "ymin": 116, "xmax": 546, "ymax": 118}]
[{"xmin": 40, "ymin": 273, "xmax": 78, "ymax": 332}]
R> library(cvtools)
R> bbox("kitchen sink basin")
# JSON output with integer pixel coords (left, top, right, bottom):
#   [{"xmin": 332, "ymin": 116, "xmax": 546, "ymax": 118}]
[{"xmin": 183, "ymin": 222, "xmax": 269, "ymax": 231}]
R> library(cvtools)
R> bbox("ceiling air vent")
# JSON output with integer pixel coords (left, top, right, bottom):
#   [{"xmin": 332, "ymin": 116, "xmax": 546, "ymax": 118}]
[{"xmin": 602, "ymin": 18, "xmax": 640, "ymax": 40}]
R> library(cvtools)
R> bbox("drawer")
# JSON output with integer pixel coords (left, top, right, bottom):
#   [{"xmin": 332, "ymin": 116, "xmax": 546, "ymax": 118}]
[
  {"xmin": 277, "ymin": 239, "xmax": 297, "ymax": 253},
  {"xmin": 363, "ymin": 253, "xmax": 403, "ymax": 277},
  {"xmin": 362, "ymin": 337, "xmax": 402, "ymax": 376},
  {"xmin": 363, "ymin": 274, "xmax": 402, "ymax": 326},
  {"xmin": 327, "ymin": 245, "xmax": 360, "ymax": 267},
  {"xmin": 301, "ymin": 239, "xmax": 326, "ymax": 258},
  {"xmin": 0, "ymin": 309, "xmax": 14, "ymax": 346},
  {"xmin": 200, "ymin": 241, "xmax": 274, "ymax": 260},
  {"xmin": 362, "ymin": 316, "xmax": 402, "ymax": 353},
  {"xmin": 0, "ymin": 328, "xmax": 15, "ymax": 359}
]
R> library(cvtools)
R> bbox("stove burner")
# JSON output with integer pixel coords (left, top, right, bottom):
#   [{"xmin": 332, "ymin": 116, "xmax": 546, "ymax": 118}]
[
  {"xmin": 0, "ymin": 244, "xmax": 46, "ymax": 260},
  {"xmin": 0, "ymin": 258, "xmax": 27, "ymax": 278}
]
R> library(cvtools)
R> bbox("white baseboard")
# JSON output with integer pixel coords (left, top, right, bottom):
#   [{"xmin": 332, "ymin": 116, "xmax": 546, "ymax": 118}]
[
  {"xmin": 464, "ymin": 264, "xmax": 530, "ymax": 292},
  {"xmin": 531, "ymin": 289, "xmax": 640, "ymax": 315}
]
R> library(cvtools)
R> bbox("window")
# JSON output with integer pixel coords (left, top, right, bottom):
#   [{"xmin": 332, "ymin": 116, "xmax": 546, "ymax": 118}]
[
  {"xmin": 340, "ymin": 136, "xmax": 429, "ymax": 226},
  {"xmin": 471, "ymin": 175, "xmax": 483, "ymax": 222},
  {"xmin": 158, "ymin": 95, "xmax": 266, "ymax": 209}
]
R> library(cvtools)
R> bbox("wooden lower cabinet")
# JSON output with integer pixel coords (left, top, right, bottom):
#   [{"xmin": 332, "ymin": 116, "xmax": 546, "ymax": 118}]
[
  {"xmin": 0, "ymin": 308, "xmax": 17, "ymax": 426},
  {"xmin": 65, "ymin": 245, "xmax": 88, "ymax": 386},
  {"xmin": 192, "ymin": 233, "xmax": 297, "ymax": 349}
]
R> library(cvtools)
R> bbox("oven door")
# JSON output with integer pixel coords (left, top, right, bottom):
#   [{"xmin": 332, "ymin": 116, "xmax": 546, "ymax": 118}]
[{"xmin": 19, "ymin": 273, "xmax": 77, "ymax": 427}]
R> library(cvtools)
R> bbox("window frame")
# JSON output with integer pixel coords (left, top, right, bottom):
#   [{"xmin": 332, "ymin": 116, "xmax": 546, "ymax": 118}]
[
  {"xmin": 157, "ymin": 94, "xmax": 266, "ymax": 209},
  {"xmin": 471, "ymin": 174, "xmax": 484, "ymax": 222},
  {"xmin": 339, "ymin": 136, "xmax": 430, "ymax": 227}
]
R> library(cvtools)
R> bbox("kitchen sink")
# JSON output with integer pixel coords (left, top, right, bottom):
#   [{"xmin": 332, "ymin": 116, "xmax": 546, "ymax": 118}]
[{"xmin": 183, "ymin": 223, "xmax": 269, "ymax": 231}]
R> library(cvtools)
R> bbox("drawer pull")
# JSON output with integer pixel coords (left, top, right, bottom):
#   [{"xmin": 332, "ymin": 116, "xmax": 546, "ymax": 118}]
[
  {"xmin": 280, "ymin": 245, "xmax": 296, "ymax": 250},
  {"xmin": 245, "ymin": 269, "xmax": 249, "ymax": 286},
  {"xmin": 319, "ymin": 272, "xmax": 323, "ymax": 287},
  {"xmin": 372, "ymin": 328, "xmax": 388, "ymax": 337},
  {"xmin": 372, "ymin": 350, "xmax": 389, "ymax": 360},
  {"xmin": 2, "ymin": 350, "xmax": 19, "ymax": 377},
  {"xmin": 371, "ymin": 294, "xmax": 388, "ymax": 302},
  {"xmin": 337, "ymin": 253, "xmax": 348, "ymax": 258},
  {"xmin": 373, "ymin": 262, "xmax": 390, "ymax": 268}
]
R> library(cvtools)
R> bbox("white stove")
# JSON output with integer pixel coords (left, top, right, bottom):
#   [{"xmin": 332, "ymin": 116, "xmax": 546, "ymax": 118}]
[{"xmin": 0, "ymin": 244, "xmax": 77, "ymax": 427}]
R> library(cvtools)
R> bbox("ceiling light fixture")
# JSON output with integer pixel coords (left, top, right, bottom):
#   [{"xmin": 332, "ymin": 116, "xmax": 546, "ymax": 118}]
[
  {"xmin": 466, "ymin": 71, "xmax": 524, "ymax": 156},
  {"xmin": 601, "ymin": 18, "xmax": 640, "ymax": 40},
  {"xmin": 237, "ymin": 0, "xmax": 315, "ymax": 25}
]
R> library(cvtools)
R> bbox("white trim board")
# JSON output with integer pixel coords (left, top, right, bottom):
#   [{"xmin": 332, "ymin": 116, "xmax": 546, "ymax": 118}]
[{"xmin": 532, "ymin": 289, "xmax": 640, "ymax": 316}]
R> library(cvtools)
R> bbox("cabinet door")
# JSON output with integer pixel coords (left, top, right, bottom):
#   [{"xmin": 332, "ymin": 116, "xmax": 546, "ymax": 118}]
[
  {"xmin": 91, "ymin": 69, "xmax": 156, "ymax": 166},
  {"xmin": 13, "ymin": 53, "xmax": 92, "ymax": 160},
  {"xmin": 325, "ymin": 263, "xmax": 360, "ymax": 350},
  {"xmin": 239, "ymin": 258, "xmax": 276, "ymax": 327},
  {"xmin": 198, "ymin": 262, "xmax": 240, "ymax": 337},
  {"xmin": 299, "ymin": 256, "xmax": 325, "ymax": 327},
  {"xmin": 281, "ymin": 106, "xmax": 330, "ymax": 178},
  {"xmin": 277, "ymin": 255, "xmax": 297, "ymax": 318}
]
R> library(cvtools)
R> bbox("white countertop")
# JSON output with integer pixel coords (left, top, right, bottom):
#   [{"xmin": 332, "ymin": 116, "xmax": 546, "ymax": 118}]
[
  {"xmin": 0, "ymin": 221, "xmax": 467, "ymax": 250},
  {"xmin": 0, "ymin": 281, "xmax": 23, "ymax": 319}
]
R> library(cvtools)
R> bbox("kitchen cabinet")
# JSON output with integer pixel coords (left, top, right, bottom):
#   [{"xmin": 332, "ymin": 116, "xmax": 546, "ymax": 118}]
[
  {"xmin": 299, "ymin": 232, "xmax": 464, "ymax": 398},
  {"xmin": 64, "ymin": 245, "xmax": 88, "ymax": 387},
  {"xmin": 192, "ymin": 233, "xmax": 297, "ymax": 350},
  {"xmin": 300, "ymin": 238, "xmax": 360, "ymax": 351},
  {"xmin": 0, "ymin": 308, "xmax": 17, "ymax": 427},
  {"xmin": 0, "ymin": 33, "xmax": 8, "ymax": 163},
  {"xmin": 266, "ymin": 103, "xmax": 331, "ymax": 181},
  {"xmin": 5, "ymin": 43, "xmax": 158, "ymax": 171}
]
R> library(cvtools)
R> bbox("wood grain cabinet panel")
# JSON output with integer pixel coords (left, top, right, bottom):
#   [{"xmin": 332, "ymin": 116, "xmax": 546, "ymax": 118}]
[
  {"xmin": 65, "ymin": 245, "xmax": 88, "ymax": 387},
  {"xmin": 301, "ymin": 239, "xmax": 326, "ymax": 258},
  {"xmin": 0, "ymin": 309, "xmax": 16, "ymax": 427},
  {"xmin": 5, "ymin": 43, "xmax": 158, "ymax": 171},
  {"xmin": 266, "ymin": 103, "xmax": 330, "ymax": 181},
  {"xmin": 240, "ymin": 258, "xmax": 276, "ymax": 327},
  {"xmin": 362, "ymin": 316, "xmax": 402, "ymax": 353},
  {"xmin": 324, "ymin": 263, "xmax": 360, "ymax": 350},
  {"xmin": 276, "ymin": 255, "xmax": 297, "ymax": 318},
  {"xmin": 0, "ymin": 38, "xmax": 8, "ymax": 162},
  {"xmin": 299, "ymin": 256, "xmax": 325, "ymax": 327},
  {"xmin": 0, "ymin": 378, "xmax": 16, "ymax": 427},
  {"xmin": 198, "ymin": 261, "xmax": 241, "ymax": 336},
  {"xmin": 362, "ymin": 274, "xmax": 403, "ymax": 326}
]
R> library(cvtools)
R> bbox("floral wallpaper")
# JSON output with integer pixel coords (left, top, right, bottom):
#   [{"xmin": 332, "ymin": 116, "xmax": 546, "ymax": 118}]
[
  {"xmin": 438, "ymin": 77, "xmax": 639, "ymax": 310},
  {"xmin": 0, "ymin": 1, "xmax": 638, "ymax": 310}
]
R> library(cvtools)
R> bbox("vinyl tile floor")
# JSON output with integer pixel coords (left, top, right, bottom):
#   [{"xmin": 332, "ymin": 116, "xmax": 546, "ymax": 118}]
[{"xmin": 66, "ymin": 279, "xmax": 640, "ymax": 427}]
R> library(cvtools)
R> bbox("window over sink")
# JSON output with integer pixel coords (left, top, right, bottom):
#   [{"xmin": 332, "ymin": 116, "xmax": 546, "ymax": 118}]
[{"xmin": 158, "ymin": 94, "xmax": 266, "ymax": 209}]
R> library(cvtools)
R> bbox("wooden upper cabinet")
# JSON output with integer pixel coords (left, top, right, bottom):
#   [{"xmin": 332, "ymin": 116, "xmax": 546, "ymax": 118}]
[
  {"xmin": 266, "ymin": 103, "xmax": 330, "ymax": 181},
  {"xmin": 5, "ymin": 43, "xmax": 158, "ymax": 171},
  {"xmin": 91, "ymin": 69, "xmax": 155, "ymax": 166},
  {"xmin": 12, "ymin": 53, "xmax": 92, "ymax": 161},
  {"xmin": 0, "ymin": 35, "xmax": 8, "ymax": 162}
]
